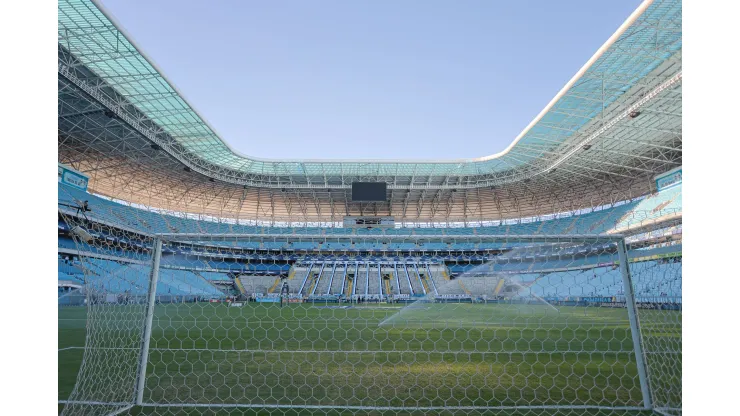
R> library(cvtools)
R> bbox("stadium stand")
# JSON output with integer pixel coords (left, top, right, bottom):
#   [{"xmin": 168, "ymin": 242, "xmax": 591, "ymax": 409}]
[
  {"xmin": 59, "ymin": 182, "xmax": 681, "ymax": 242},
  {"xmin": 239, "ymin": 275, "xmax": 282, "ymax": 295},
  {"xmin": 57, "ymin": 0, "xmax": 682, "ymax": 412},
  {"xmin": 195, "ymin": 271, "xmax": 231, "ymax": 281}
]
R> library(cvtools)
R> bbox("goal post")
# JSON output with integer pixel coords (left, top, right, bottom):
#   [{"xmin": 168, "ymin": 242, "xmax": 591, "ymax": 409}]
[
  {"xmin": 135, "ymin": 237, "xmax": 162, "ymax": 406},
  {"xmin": 617, "ymin": 238, "xmax": 652, "ymax": 409},
  {"xmin": 59, "ymin": 212, "xmax": 159, "ymax": 416},
  {"xmin": 59, "ymin": 211, "xmax": 681, "ymax": 415}
]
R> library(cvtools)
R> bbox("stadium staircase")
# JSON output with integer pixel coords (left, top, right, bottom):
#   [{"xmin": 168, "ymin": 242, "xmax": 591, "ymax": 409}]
[
  {"xmin": 421, "ymin": 266, "xmax": 448, "ymax": 295},
  {"xmin": 234, "ymin": 278, "xmax": 247, "ymax": 297},
  {"xmin": 367, "ymin": 267, "xmax": 381, "ymax": 296},
  {"xmin": 268, "ymin": 278, "xmax": 282, "ymax": 294},
  {"xmin": 535, "ymin": 221, "xmax": 546, "ymax": 234},
  {"xmin": 307, "ymin": 270, "xmax": 319, "ymax": 295},
  {"xmin": 307, "ymin": 274, "xmax": 319, "ymax": 296},
  {"xmin": 424, "ymin": 267, "xmax": 440, "ymax": 295},
  {"xmin": 418, "ymin": 270, "xmax": 431, "ymax": 294},
  {"xmin": 345, "ymin": 276, "xmax": 353, "ymax": 297},
  {"xmin": 407, "ymin": 267, "xmax": 423, "ymax": 294},
  {"xmin": 313, "ymin": 266, "xmax": 334, "ymax": 295},
  {"xmin": 588, "ymin": 215, "xmax": 609, "ymax": 233},
  {"xmin": 355, "ymin": 268, "xmax": 368, "ymax": 296},
  {"xmin": 563, "ymin": 217, "xmax": 579, "ymax": 234},
  {"xmin": 329, "ymin": 265, "xmax": 346, "ymax": 295},
  {"xmin": 652, "ymin": 191, "xmax": 681, "ymax": 213},
  {"xmin": 493, "ymin": 278, "xmax": 506, "ymax": 296},
  {"xmin": 394, "ymin": 269, "xmax": 405, "ymax": 295},
  {"xmin": 457, "ymin": 279, "xmax": 472, "ymax": 296}
]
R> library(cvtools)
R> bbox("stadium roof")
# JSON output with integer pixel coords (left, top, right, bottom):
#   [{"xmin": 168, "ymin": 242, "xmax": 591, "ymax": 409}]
[{"xmin": 58, "ymin": 0, "xmax": 682, "ymax": 223}]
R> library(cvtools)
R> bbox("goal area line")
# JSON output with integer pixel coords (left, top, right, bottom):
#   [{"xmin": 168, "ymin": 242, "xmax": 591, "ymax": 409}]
[
  {"xmin": 58, "ymin": 346, "xmax": 636, "ymax": 355},
  {"xmin": 58, "ymin": 400, "xmax": 649, "ymax": 412}
]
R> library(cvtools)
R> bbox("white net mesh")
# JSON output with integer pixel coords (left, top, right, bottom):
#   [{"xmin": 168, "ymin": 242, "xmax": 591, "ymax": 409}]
[{"xmin": 58, "ymin": 202, "xmax": 681, "ymax": 416}]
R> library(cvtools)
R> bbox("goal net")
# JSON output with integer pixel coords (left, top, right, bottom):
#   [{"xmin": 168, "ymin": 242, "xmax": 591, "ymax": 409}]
[{"xmin": 58, "ymin": 208, "xmax": 681, "ymax": 416}]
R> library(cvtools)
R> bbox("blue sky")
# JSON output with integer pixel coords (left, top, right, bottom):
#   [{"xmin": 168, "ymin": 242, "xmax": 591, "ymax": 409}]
[{"xmin": 100, "ymin": 0, "xmax": 641, "ymax": 160}]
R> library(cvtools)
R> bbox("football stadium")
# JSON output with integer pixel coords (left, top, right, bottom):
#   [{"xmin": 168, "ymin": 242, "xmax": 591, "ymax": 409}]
[{"xmin": 57, "ymin": 0, "xmax": 682, "ymax": 415}]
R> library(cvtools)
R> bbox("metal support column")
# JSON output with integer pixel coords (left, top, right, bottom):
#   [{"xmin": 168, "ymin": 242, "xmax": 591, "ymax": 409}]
[
  {"xmin": 413, "ymin": 263, "xmax": 427, "ymax": 295},
  {"xmin": 425, "ymin": 264, "xmax": 439, "ymax": 295},
  {"xmin": 378, "ymin": 265, "xmax": 383, "ymax": 296},
  {"xmin": 393, "ymin": 263, "xmax": 402, "ymax": 295},
  {"xmin": 365, "ymin": 263, "xmax": 370, "ymax": 297},
  {"xmin": 339, "ymin": 263, "xmax": 348, "ymax": 297},
  {"xmin": 618, "ymin": 239, "xmax": 652, "ymax": 409},
  {"xmin": 135, "ymin": 237, "xmax": 162, "ymax": 405},
  {"xmin": 310, "ymin": 263, "xmax": 326, "ymax": 296},
  {"xmin": 297, "ymin": 263, "xmax": 314, "ymax": 295},
  {"xmin": 353, "ymin": 263, "xmax": 359, "ymax": 296},
  {"xmin": 326, "ymin": 263, "xmax": 337, "ymax": 295},
  {"xmin": 403, "ymin": 264, "xmax": 414, "ymax": 295}
]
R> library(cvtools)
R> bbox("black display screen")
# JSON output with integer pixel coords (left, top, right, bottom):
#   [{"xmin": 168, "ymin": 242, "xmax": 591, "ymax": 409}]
[{"xmin": 351, "ymin": 182, "xmax": 387, "ymax": 202}]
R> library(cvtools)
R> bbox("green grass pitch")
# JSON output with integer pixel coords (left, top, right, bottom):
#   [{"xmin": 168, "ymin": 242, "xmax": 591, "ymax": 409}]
[{"xmin": 59, "ymin": 302, "xmax": 680, "ymax": 415}]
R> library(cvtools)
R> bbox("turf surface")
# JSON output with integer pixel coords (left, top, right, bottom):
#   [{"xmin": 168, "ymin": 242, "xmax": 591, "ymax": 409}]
[{"xmin": 59, "ymin": 302, "xmax": 680, "ymax": 415}]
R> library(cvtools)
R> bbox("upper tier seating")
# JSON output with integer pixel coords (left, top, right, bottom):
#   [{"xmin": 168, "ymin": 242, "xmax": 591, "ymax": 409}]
[
  {"xmin": 59, "ymin": 182, "xmax": 682, "ymax": 240},
  {"xmin": 614, "ymin": 185, "xmax": 682, "ymax": 231}
]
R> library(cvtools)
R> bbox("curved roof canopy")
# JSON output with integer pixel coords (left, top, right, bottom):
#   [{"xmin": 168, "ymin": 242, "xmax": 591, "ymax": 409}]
[
  {"xmin": 58, "ymin": 0, "xmax": 681, "ymax": 223},
  {"xmin": 59, "ymin": 0, "xmax": 681, "ymax": 186}
]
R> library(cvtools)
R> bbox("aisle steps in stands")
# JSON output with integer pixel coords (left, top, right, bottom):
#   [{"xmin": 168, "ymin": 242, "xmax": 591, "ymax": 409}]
[{"xmin": 234, "ymin": 278, "xmax": 247, "ymax": 296}]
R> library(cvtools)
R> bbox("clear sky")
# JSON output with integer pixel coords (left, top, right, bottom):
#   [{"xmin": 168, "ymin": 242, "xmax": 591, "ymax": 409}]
[{"xmin": 99, "ymin": 0, "xmax": 641, "ymax": 160}]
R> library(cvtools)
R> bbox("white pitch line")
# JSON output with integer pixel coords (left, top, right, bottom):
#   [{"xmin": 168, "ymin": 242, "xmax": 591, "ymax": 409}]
[
  {"xmin": 58, "ymin": 346, "xmax": 84, "ymax": 352},
  {"xmin": 58, "ymin": 346, "xmax": 634, "ymax": 355},
  {"xmin": 59, "ymin": 318, "xmax": 629, "ymax": 326},
  {"xmin": 140, "ymin": 403, "xmax": 649, "ymax": 411},
  {"xmin": 56, "ymin": 400, "xmax": 650, "ymax": 412}
]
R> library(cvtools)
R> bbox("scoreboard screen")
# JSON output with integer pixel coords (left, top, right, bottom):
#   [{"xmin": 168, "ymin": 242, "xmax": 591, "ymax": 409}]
[
  {"xmin": 343, "ymin": 216, "xmax": 395, "ymax": 228},
  {"xmin": 351, "ymin": 182, "xmax": 387, "ymax": 202}
]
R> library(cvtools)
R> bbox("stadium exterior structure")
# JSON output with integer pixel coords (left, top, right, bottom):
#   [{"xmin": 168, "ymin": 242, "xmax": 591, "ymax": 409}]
[{"xmin": 58, "ymin": 0, "xmax": 681, "ymax": 225}]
